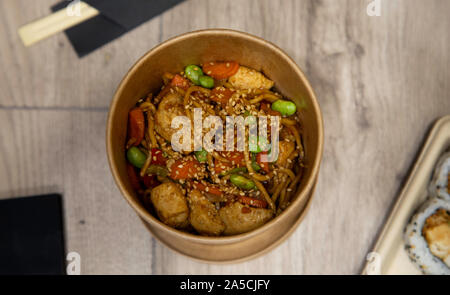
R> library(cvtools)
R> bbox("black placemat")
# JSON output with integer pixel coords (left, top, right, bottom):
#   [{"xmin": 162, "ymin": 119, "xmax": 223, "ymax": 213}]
[
  {"xmin": 51, "ymin": 0, "xmax": 186, "ymax": 57},
  {"xmin": 0, "ymin": 194, "xmax": 65, "ymax": 275}
]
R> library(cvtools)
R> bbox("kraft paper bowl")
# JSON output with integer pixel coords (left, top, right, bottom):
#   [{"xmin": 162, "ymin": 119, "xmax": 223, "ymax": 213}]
[{"xmin": 106, "ymin": 29, "xmax": 323, "ymax": 263}]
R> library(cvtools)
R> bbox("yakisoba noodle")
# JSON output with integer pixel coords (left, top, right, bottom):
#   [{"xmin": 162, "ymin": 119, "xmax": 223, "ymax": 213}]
[{"xmin": 124, "ymin": 61, "xmax": 305, "ymax": 236}]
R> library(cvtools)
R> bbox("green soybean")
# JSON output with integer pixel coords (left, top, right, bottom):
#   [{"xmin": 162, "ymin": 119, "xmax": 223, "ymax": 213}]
[
  {"xmin": 194, "ymin": 149, "xmax": 208, "ymax": 163},
  {"xmin": 185, "ymin": 65, "xmax": 203, "ymax": 85},
  {"xmin": 230, "ymin": 174, "xmax": 255, "ymax": 190},
  {"xmin": 127, "ymin": 147, "xmax": 147, "ymax": 168},
  {"xmin": 271, "ymin": 100, "xmax": 297, "ymax": 116},
  {"xmin": 199, "ymin": 75, "xmax": 214, "ymax": 89}
]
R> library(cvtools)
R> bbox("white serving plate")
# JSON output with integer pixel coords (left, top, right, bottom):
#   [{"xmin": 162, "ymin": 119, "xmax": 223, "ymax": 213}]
[{"xmin": 363, "ymin": 116, "xmax": 450, "ymax": 275}]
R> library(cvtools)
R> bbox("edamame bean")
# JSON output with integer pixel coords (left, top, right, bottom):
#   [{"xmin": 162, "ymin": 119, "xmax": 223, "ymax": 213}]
[
  {"xmin": 127, "ymin": 147, "xmax": 147, "ymax": 168},
  {"xmin": 230, "ymin": 174, "xmax": 256, "ymax": 190},
  {"xmin": 185, "ymin": 65, "xmax": 203, "ymax": 85},
  {"xmin": 199, "ymin": 75, "xmax": 214, "ymax": 89},
  {"xmin": 194, "ymin": 149, "xmax": 208, "ymax": 163},
  {"xmin": 271, "ymin": 100, "xmax": 297, "ymax": 116}
]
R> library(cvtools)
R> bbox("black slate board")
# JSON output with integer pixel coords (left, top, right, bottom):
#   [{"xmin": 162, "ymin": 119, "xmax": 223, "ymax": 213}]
[{"xmin": 0, "ymin": 194, "xmax": 66, "ymax": 275}]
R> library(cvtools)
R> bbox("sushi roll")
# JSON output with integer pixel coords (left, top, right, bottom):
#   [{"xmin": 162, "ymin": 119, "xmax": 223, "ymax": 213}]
[
  {"xmin": 404, "ymin": 197, "xmax": 450, "ymax": 275},
  {"xmin": 428, "ymin": 152, "xmax": 450, "ymax": 202}
]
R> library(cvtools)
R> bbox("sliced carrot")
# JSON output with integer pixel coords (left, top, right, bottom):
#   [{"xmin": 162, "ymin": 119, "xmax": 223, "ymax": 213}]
[
  {"xmin": 257, "ymin": 151, "xmax": 270, "ymax": 173},
  {"xmin": 128, "ymin": 108, "xmax": 145, "ymax": 146},
  {"xmin": 170, "ymin": 74, "xmax": 190, "ymax": 90},
  {"xmin": 214, "ymin": 152, "xmax": 246, "ymax": 174},
  {"xmin": 203, "ymin": 61, "xmax": 239, "ymax": 80},
  {"xmin": 238, "ymin": 196, "xmax": 268, "ymax": 208},
  {"xmin": 214, "ymin": 160, "xmax": 232, "ymax": 174},
  {"xmin": 227, "ymin": 151, "xmax": 246, "ymax": 166},
  {"xmin": 170, "ymin": 159, "xmax": 203, "ymax": 180},
  {"xmin": 127, "ymin": 164, "xmax": 142, "ymax": 191},
  {"xmin": 210, "ymin": 87, "xmax": 234, "ymax": 104},
  {"xmin": 190, "ymin": 181, "xmax": 223, "ymax": 196}
]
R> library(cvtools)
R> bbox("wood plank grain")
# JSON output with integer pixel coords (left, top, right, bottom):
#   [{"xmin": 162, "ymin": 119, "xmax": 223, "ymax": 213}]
[
  {"xmin": 0, "ymin": 109, "xmax": 155, "ymax": 274},
  {"xmin": 0, "ymin": 0, "xmax": 161, "ymax": 108}
]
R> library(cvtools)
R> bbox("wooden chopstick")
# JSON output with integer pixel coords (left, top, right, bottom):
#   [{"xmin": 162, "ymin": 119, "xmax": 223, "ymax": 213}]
[{"xmin": 18, "ymin": 1, "xmax": 99, "ymax": 47}]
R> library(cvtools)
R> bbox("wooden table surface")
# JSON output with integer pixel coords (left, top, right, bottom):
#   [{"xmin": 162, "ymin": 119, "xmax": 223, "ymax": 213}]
[{"xmin": 0, "ymin": 0, "xmax": 449, "ymax": 274}]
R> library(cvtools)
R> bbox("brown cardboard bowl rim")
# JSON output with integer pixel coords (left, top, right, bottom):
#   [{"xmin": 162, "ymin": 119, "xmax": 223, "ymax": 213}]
[{"xmin": 106, "ymin": 29, "xmax": 324, "ymax": 245}]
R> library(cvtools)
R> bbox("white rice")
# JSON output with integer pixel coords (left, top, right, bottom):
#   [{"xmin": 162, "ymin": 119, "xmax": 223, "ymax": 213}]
[{"xmin": 404, "ymin": 197, "xmax": 450, "ymax": 275}]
